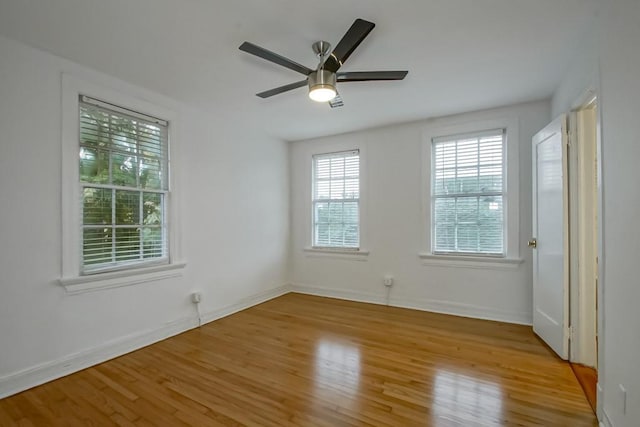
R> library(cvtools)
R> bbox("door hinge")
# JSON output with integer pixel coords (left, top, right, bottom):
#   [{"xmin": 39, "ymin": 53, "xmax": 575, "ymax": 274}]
[{"xmin": 567, "ymin": 325, "xmax": 574, "ymax": 341}]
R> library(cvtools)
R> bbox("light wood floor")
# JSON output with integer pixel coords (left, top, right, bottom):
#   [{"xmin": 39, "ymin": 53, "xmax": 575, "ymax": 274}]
[
  {"xmin": 571, "ymin": 363, "xmax": 598, "ymax": 414},
  {"xmin": 0, "ymin": 293, "xmax": 597, "ymax": 426}
]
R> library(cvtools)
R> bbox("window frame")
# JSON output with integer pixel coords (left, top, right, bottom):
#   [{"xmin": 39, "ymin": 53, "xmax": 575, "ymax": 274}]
[
  {"xmin": 60, "ymin": 73, "xmax": 185, "ymax": 294},
  {"xmin": 431, "ymin": 128, "xmax": 507, "ymax": 257},
  {"xmin": 420, "ymin": 117, "xmax": 522, "ymax": 268},
  {"xmin": 300, "ymin": 140, "xmax": 368, "ymax": 259},
  {"xmin": 311, "ymin": 149, "xmax": 361, "ymax": 250},
  {"xmin": 79, "ymin": 96, "xmax": 170, "ymax": 274}
]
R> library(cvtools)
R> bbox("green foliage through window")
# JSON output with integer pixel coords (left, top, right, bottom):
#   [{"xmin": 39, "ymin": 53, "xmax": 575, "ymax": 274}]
[{"xmin": 79, "ymin": 98, "xmax": 168, "ymax": 271}]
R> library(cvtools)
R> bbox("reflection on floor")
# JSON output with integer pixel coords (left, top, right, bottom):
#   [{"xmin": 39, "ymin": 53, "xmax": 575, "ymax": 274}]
[
  {"xmin": 433, "ymin": 370, "xmax": 502, "ymax": 426},
  {"xmin": 0, "ymin": 293, "xmax": 597, "ymax": 426},
  {"xmin": 571, "ymin": 362, "xmax": 598, "ymax": 413},
  {"xmin": 314, "ymin": 338, "xmax": 361, "ymax": 401}
]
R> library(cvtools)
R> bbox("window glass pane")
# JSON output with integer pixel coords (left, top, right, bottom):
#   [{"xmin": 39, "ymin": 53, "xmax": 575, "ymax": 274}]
[
  {"xmin": 479, "ymin": 196, "xmax": 504, "ymax": 254},
  {"xmin": 328, "ymin": 179, "xmax": 344, "ymax": 199},
  {"xmin": 456, "ymin": 139, "xmax": 478, "ymax": 167},
  {"xmin": 111, "ymin": 152, "xmax": 138, "ymax": 187},
  {"xmin": 80, "ymin": 109, "xmax": 110, "ymax": 147},
  {"xmin": 344, "ymin": 155, "xmax": 359, "ymax": 176},
  {"xmin": 140, "ymin": 156, "xmax": 163, "ymax": 190},
  {"xmin": 315, "ymin": 158, "xmax": 331, "ymax": 179},
  {"xmin": 457, "ymin": 166, "xmax": 479, "ymax": 193},
  {"xmin": 315, "ymin": 180, "xmax": 330, "ymax": 199},
  {"xmin": 83, "ymin": 187, "xmax": 112, "ymax": 225},
  {"xmin": 434, "ymin": 198, "xmax": 456, "ymax": 224},
  {"xmin": 83, "ymin": 227, "xmax": 113, "ymax": 266},
  {"xmin": 138, "ymin": 124, "xmax": 163, "ymax": 157},
  {"xmin": 79, "ymin": 148, "xmax": 110, "ymax": 184},
  {"xmin": 330, "ymin": 157, "xmax": 345, "ymax": 178},
  {"xmin": 315, "ymin": 224, "xmax": 330, "ymax": 246},
  {"xmin": 315, "ymin": 202, "xmax": 329, "ymax": 224},
  {"xmin": 115, "ymin": 227, "xmax": 140, "ymax": 261},
  {"xmin": 143, "ymin": 192, "xmax": 163, "ymax": 225},
  {"xmin": 344, "ymin": 225, "xmax": 359, "ymax": 248},
  {"xmin": 479, "ymin": 166, "xmax": 502, "ymax": 192},
  {"xmin": 456, "ymin": 196, "xmax": 478, "ymax": 224},
  {"xmin": 110, "ymin": 115, "xmax": 138, "ymax": 153},
  {"xmin": 343, "ymin": 202, "xmax": 358, "ymax": 224},
  {"xmin": 457, "ymin": 224, "xmax": 479, "ymax": 252},
  {"xmin": 344, "ymin": 178, "xmax": 359, "ymax": 199},
  {"xmin": 143, "ymin": 227, "xmax": 164, "ymax": 259},
  {"xmin": 328, "ymin": 224, "xmax": 344, "ymax": 247},
  {"xmin": 329, "ymin": 202, "xmax": 343, "ymax": 223},
  {"xmin": 435, "ymin": 222, "xmax": 455, "ymax": 251},
  {"xmin": 115, "ymin": 190, "xmax": 140, "ymax": 225}
]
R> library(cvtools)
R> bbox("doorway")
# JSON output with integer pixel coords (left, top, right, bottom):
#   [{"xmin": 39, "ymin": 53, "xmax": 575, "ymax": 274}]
[
  {"xmin": 531, "ymin": 94, "xmax": 600, "ymax": 414},
  {"xmin": 568, "ymin": 94, "xmax": 599, "ymax": 412}
]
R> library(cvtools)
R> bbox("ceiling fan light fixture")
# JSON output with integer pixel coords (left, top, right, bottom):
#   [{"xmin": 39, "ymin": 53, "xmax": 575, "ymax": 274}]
[
  {"xmin": 308, "ymin": 70, "xmax": 337, "ymax": 102},
  {"xmin": 309, "ymin": 86, "xmax": 337, "ymax": 102}
]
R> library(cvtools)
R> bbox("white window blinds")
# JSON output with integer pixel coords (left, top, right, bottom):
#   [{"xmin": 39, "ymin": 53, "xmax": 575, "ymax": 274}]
[
  {"xmin": 432, "ymin": 129, "xmax": 505, "ymax": 256},
  {"xmin": 312, "ymin": 150, "xmax": 360, "ymax": 249},
  {"xmin": 79, "ymin": 96, "xmax": 169, "ymax": 273}
]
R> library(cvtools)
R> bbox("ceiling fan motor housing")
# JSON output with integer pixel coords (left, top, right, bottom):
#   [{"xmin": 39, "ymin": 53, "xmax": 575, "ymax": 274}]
[{"xmin": 309, "ymin": 69, "xmax": 336, "ymax": 92}]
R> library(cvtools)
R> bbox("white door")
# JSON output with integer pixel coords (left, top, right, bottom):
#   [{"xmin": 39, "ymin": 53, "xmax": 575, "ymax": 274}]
[{"xmin": 531, "ymin": 115, "xmax": 569, "ymax": 359}]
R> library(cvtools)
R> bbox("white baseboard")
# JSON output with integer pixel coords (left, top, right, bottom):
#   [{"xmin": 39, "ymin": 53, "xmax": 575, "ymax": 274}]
[
  {"xmin": 0, "ymin": 283, "xmax": 291, "ymax": 399},
  {"xmin": 0, "ymin": 283, "xmax": 528, "ymax": 399},
  {"xmin": 291, "ymin": 283, "xmax": 532, "ymax": 325},
  {"xmin": 597, "ymin": 382, "xmax": 605, "ymax": 423},
  {"xmin": 200, "ymin": 284, "xmax": 292, "ymax": 324},
  {"xmin": 0, "ymin": 316, "xmax": 196, "ymax": 399}
]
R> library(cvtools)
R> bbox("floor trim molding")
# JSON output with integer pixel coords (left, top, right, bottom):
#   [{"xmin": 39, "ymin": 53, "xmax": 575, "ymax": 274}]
[
  {"xmin": 0, "ymin": 283, "xmax": 291, "ymax": 399},
  {"xmin": 291, "ymin": 283, "xmax": 532, "ymax": 325},
  {"xmin": 0, "ymin": 282, "xmax": 531, "ymax": 399},
  {"xmin": 0, "ymin": 316, "xmax": 196, "ymax": 399},
  {"xmin": 200, "ymin": 284, "xmax": 292, "ymax": 325}
]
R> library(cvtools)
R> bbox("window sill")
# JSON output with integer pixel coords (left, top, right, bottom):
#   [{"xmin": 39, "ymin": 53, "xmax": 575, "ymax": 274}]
[
  {"xmin": 59, "ymin": 262, "xmax": 187, "ymax": 295},
  {"xmin": 418, "ymin": 253, "xmax": 523, "ymax": 270},
  {"xmin": 303, "ymin": 247, "xmax": 370, "ymax": 261}
]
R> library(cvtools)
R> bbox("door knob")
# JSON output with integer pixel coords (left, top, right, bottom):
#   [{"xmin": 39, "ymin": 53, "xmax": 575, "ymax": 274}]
[{"xmin": 528, "ymin": 238, "xmax": 537, "ymax": 248}]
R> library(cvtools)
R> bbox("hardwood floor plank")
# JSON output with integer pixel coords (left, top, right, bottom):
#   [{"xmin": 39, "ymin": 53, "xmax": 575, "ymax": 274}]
[
  {"xmin": 571, "ymin": 362, "xmax": 598, "ymax": 413},
  {"xmin": 0, "ymin": 293, "xmax": 597, "ymax": 426}
]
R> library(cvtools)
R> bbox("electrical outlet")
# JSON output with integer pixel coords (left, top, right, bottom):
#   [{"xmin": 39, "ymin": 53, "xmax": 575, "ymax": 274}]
[
  {"xmin": 191, "ymin": 292, "xmax": 202, "ymax": 304},
  {"xmin": 383, "ymin": 275, "xmax": 394, "ymax": 287},
  {"xmin": 619, "ymin": 384, "xmax": 627, "ymax": 415}
]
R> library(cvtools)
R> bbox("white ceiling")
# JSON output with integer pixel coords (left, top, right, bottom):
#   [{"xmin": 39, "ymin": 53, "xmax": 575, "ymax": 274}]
[{"xmin": 0, "ymin": 0, "xmax": 600, "ymax": 141}]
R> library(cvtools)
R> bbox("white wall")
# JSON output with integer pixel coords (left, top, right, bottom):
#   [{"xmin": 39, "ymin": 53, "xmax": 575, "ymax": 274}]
[
  {"xmin": 595, "ymin": 1, "xmax": 640, "ymax": 425},
  {"xmin": 290, "ymin": 101, "xmax": 550, "ymax": 324},
  {"xmin": 552, "ymin": 1, "xmax": 640, "ymax": 425},
  {"xmin": 0, "ymin": 35, "xmax": 289, "ymax": 396},
  {"xmin": 551, "ymin": 24, "xmax": 599, "ymax": 117}
]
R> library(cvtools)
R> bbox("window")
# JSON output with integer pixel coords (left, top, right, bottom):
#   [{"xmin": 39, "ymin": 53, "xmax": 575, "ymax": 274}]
[
  {"xmin": 431, "ymin": 129, "xmax": 505, "ymax": 256},
  {"xmin": 312, "ymin": 150, "xmax": 360, "ymax": 249},
  {"xmin": 79, "ymin": 96, "xmax": 169, "ymax": 273}
]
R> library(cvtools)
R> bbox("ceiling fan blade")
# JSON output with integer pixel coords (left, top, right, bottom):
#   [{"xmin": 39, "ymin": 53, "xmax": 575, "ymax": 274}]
[
  {"xmin": 239, "ymin": 42, "xmax": 313, "ymax": 76},
  {"xmin": 337, "ymin": 71, "xmax": 408, "ymax": 82},
  {"xmin": 323, "ymin": 18, "xmax": 375, "ymax": 73},
  {"xmin": 328, "ymin": 93, "xmax": 344, "ymax": 108},
  {"xmin": 256, "ymin": 79, "xmax": 308, "ymax": 98}
]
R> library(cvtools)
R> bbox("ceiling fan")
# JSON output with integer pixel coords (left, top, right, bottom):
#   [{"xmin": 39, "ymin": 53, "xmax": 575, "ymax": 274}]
[{"xmin": 239, "ymin": 18, "xmax": 408, "ymax": 108}]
